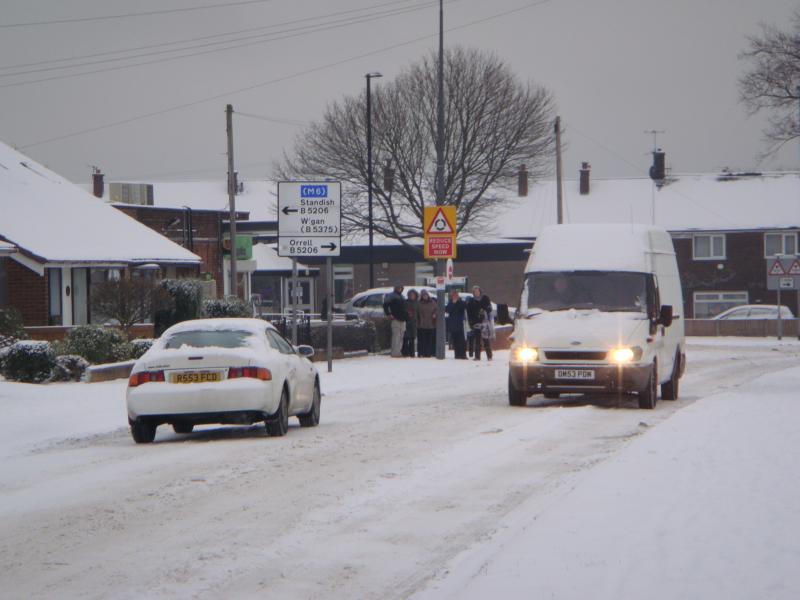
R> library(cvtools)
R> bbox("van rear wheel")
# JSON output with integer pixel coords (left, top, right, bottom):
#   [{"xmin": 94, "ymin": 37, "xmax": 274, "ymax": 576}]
[
  {"xmin": 638, "ymin": 362, "xmax": 658, "ymax": 410},
  {"xmin": 508, "ymin": 374, "xmax": 528, "ymax": 407}
]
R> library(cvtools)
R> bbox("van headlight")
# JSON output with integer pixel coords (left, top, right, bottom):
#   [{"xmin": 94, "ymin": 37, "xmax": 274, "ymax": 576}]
[
  {"xmin": 609, "ymin": 346, "xmax": 643, "ymax": 364},
  {"xmin": 514, "ymin": 346, "xmax": 538, "ymax": 362}
]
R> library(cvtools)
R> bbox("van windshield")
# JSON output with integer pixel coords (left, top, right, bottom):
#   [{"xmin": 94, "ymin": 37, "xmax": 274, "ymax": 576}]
[{"xmin": 524, "ymin": 271, "xmax": 650, "ymax": 314}]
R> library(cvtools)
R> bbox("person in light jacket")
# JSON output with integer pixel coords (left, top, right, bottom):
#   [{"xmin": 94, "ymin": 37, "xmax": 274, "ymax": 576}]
[
  {"xmin": 445, "ymin": 290, "xmax": 467, "ymax": 359},
  {"xmin": 466, "ymin": 285, "xmax": 493, "ymax": 360},
  {"xmin": 383, "ymin": 284, "xmax": 407, "ymax": 358},
  {"xmin": 416, "ymin": 289, "xmax": 437, "ymax": 357}
]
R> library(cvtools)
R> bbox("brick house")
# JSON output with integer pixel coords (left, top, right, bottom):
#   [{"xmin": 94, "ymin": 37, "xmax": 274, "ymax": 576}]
[{"xmin": 0, "ymin": 142, "xmax": 201, "ymax": 333}]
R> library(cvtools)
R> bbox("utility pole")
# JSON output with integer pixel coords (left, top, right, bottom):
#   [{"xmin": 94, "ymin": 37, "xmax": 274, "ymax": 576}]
[
  {"xmin": 365, "ymin": 72, "xmax": 382, "ymax": 288},
  {"xmin": 226, "ymin": 104, "xmax": 238, "ymax": 298},
  {"xmin": 555, "ymin": 116, "xmax": 563, "ymax": 224},
  {"xmin": 434, "ymin": 0, "xmax": 446, "ymax": 360}
]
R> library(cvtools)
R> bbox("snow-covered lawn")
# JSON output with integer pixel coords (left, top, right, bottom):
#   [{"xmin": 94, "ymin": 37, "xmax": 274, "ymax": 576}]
[{"xmin": 0, "ymin": 338, "xmax": 798, "ymax": 599}]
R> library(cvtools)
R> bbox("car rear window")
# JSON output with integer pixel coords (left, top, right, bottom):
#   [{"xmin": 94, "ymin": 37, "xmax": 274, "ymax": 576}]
[{"xmin": 163, "ymin": 330, "xmax": 255, "ymax": 349}]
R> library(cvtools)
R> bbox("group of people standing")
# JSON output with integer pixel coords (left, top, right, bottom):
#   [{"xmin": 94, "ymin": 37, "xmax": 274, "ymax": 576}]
[{"xmin": 383, "ymin": 284, "xmax": 494, "ymax": 360}]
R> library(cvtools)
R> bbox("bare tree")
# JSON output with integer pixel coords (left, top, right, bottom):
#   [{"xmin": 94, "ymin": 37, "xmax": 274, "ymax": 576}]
[
  {"xmin": 739, "ymin": 12, "xmax": 800, "ymax": 154},
  {"xmin": 91, "ymin": 277, "xmax": 172, "ymax": 338},
  {"xmin": 275, "ymin": 47, "xmax": 556, "ymax": 244}
]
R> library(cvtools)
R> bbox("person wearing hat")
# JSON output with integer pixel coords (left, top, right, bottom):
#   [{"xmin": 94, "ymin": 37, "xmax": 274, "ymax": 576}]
[{"xmin": 383, "ymin": 283, "xmax": 408, "ymax": 358}]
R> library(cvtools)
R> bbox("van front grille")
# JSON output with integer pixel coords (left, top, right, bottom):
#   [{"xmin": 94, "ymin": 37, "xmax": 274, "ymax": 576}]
[{"xmin": 544, "ymin": 351, "xmax": 608, "ymax": 361}]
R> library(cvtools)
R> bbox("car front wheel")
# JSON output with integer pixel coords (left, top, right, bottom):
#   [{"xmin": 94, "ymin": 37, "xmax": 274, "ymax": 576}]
[
  {"xmin": 266, "ymin": 387, "xmax": 289, "ymax": 437},
  {"xmin": 298, "ymin": 382, "xmax": 321, "ymax": 427}
]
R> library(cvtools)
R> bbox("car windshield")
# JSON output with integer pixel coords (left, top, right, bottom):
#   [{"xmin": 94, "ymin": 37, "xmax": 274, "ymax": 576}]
[
  {"xmin": 163, "ymin": 329, "xmax": 256, "ymax": 349},
  {"xmin": 524, "ymin": 271, "xmax": 649, "ymax": 314}
]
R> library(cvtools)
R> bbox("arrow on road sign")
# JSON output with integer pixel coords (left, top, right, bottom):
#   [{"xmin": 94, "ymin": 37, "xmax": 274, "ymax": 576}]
[
  {"xmin": 282, "ymin": 206, "xmax": 298, "ymax": 215},
  {"xmin": 426, "ymin": 207, "xmax": 455, "ymax": 234},
  {"xmin": 321, "ymin": 242, "xmax": 337, "ymax": 251},
  {"xmin": 769, "ymin": 260, "xmax": 786, "ymax": 276}
]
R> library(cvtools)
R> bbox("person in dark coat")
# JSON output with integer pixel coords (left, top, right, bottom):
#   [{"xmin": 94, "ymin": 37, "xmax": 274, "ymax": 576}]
[
  {"xmin": 445, "ymin": 289, "xmax": 467, "ymax": 359},
  {"xmin": 466, "ymin": 285, "xmax": 493, "ymax": 360},
  {"xmin": 416, "ymin": 289, "xmax": 437, "ymax": 357},
  {"xmin": 383, "ymin": 284, "xmax": 407, "ymax": 358},
  {"xmin": 402, "ymin": 289, "xmax": 420, "ymax": 357}
]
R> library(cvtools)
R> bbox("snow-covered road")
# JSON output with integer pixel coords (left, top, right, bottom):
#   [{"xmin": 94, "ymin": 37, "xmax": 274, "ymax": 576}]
[{"xmin": 1, "ymin": 338, "xmax": 798, "ymax": 599}]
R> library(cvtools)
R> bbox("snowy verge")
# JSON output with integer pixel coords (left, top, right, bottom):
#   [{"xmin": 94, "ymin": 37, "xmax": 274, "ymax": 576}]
[{"xmin": 416, "ymin": 365, "xmax": 800, "ymax": 600}]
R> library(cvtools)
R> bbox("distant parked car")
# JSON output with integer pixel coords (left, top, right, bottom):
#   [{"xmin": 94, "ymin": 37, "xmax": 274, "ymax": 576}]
[
  {"xmin": 126, "ymin": 318, "xmax": 320, "ymax": 443},
  {"xmin": 712, "ymin": 305, "xmax": 794, "ymax": 320},
  {"xmin": 343, "ymin": 286, "xmax": 437, "ymax": 319}
]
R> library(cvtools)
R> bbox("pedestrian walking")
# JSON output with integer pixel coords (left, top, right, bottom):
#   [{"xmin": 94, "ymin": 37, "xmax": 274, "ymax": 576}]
[
  {"xmin": 416, "ymin": 289, "xmax": 436, "ymax": 357},
  {"xmin": 402, "ymin": 289, "xmax": 420, "ymax": 357},
  {"xmin": 383, "ymin": 284, "xmax": 407, "ymax": 358},
  {"xmin": 466, "ymin": 285, "xmax": 493, "ymax": 360},
  {"xmin": 445, "ymin": 289, "xmax": 468, "ymax": 359}
]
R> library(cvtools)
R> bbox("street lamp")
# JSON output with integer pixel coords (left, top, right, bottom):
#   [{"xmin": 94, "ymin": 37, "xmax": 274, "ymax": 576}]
[{"xmin": 365, "ymin": 71, "xmax": 382, "ymax": 288}]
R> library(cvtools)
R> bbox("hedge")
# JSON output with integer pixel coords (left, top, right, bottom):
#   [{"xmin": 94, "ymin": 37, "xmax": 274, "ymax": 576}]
[
  {"xmin": 58, "ymin": 326, "xmax": 128, "ymax": 365},
  {"xmin": 310, "ymin": 320, "xmax": 377, "ymax": 353},
  {"xmin": 0, "ymin": 341, "xmax": 56, "ymax": 383},
  {"xmin": 154, "ymin": 278, "xmax": 204, "ymax": 336},
  {"xmin": 203, "ymin": 297, "xmax": 253, "ymax": 318},
  {"xmin": 50, "ymin": 355, "xmax": 90, "ymax": 382}
]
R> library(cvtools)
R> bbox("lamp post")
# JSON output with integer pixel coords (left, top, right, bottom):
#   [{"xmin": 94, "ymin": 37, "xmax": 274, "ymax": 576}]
[
  {"xmin": 365, "ymin": 71, "xmax": 382, "ymax": 288},
  {"xmin": 434, "ymin": 0, "xmax": 446, "ymax": 360}
]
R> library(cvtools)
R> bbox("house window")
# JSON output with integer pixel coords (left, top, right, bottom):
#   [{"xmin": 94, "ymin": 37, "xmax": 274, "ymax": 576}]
[
  {"xmin": 47, "ymin": 268, "xmax": 62, "ymax": 326},
  {"xmin": 692, "ymin": 234, "xmax": 725, "ymax": 260},
  {"xmin": 764, "ymin": 232, "xmax": 797, "ymax": 258},
  {"xmin": 333, "ymin": 264, "xmax": 354, "ymax": 307},
  {"xmin": 415, "ymin": 262, "xmax": 434, "ymax": 286},
  {"xmin": 693, "ymin": 291, "xmax": 748, "ymax": 318}
]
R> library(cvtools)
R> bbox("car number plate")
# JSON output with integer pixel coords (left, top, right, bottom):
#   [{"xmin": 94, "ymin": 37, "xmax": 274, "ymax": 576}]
[
  {"xmin": 555, "ymin": 369, "xmax": 595, "ymax": 380},
  {"xmin": 171, "ymin": 371, "xmax": 222, "ymax": 384}
]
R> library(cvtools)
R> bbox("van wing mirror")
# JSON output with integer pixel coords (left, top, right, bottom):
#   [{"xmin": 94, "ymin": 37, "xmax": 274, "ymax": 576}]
[{"xmin": 659, "ymin": 305, "xmax": 674, "ymax": 328}]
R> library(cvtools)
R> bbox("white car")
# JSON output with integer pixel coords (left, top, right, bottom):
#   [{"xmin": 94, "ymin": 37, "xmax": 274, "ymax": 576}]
[
  {"xmin": 712, "ymin": 305, "xmax": 794, "ymax": 320},
  {"xmin": 126, "ymin": 318, "xmax": 320, "ymax": 443},
  {"xmin": 343, "ymin": 285, "xmax": 437, "ymax": 319}
]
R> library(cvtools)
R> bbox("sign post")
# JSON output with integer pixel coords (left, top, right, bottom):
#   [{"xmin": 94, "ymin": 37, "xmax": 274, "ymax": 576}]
[
  {"xmin": 423, "ymin": 206, "xmax": 457, "ymax": 359},
  {"xmin": 766, "ymin": 256, "xmax": 800, "ymax": 340},
  {"xmin": 278, "ymin": 182, "xmax": 342, "ymax": 354}
]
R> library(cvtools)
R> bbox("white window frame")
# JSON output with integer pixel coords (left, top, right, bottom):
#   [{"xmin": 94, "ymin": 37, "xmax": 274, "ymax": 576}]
[
  {"xmin": 692, "ymin": 234, "xmax": 726, "ymax": 260},
  {"xmin": 764, "ymin": 232, "xmax": 798, "ymax": 258},
  {"xmin": 693, "ymin": 291, "xmax": 748, "ymax": 319}
]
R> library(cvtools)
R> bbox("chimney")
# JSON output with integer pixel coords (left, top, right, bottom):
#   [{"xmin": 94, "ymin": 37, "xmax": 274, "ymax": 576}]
[
  {"xmin": 579, "ymin": 162, "xmax": 591, "ymax": 195},
  {"xmin": 517, "ymin": 164, "xmax": 529, "ymax": 197},
  {"xmin": 649, "ymin": 149, "xmax": 666, "ymax": 182},
  {"xmin": 91, "ymin": 167, "xmax": 104, "ymax": 199}
]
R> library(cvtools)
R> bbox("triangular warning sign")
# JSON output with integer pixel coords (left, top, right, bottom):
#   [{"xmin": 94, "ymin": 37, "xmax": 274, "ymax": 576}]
[
  {"xmin": 426, "ymin": 207, "xmax": 454, "ymax": 234},
  {"xmin": 769, "ymin": 260, "xmax": 786, "ymax": 276},
  {"xmin": 789, "ymin": 260, "xmax": 800, "ymax": 275}
]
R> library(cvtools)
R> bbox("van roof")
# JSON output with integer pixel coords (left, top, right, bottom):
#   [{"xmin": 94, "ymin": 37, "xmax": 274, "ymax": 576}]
[{"xmin": 525, "ymin": 224, "xmax": 675, "ymax": 273}]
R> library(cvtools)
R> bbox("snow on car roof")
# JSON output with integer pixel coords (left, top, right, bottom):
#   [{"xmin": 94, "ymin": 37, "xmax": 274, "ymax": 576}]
[
  {"xmin": 0, "ymin": 141, "xmax": 201, "ymax": 265},
  {"xmin": 163, "ymin": 318, "xmax": 274, "ymax": 336}
]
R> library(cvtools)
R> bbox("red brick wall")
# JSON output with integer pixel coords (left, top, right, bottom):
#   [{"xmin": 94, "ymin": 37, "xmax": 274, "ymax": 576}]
[{"xmin": 6, "ymin": 259, "xmax": 48, "ymax": 326}]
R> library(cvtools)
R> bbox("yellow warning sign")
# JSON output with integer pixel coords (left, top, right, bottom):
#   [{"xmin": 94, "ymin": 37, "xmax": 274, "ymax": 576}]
[{"xmin": 424, "ymin": 206, "xmax": 456, "ymax": 235}]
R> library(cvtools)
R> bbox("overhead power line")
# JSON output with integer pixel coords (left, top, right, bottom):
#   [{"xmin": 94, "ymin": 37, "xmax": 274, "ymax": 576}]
[
  {"xmin": 0, "ymin": 0, "xmax": 277, "ymax": 29},
  {"xmin": 20, "ymin": 0, "xmax": 554, "ymax": 149},
  {"xmin": 0, "ymin": 0, "xmax": 417, "ymax": 72},
  {"xmin": 0, "ymin": 1, "xmax": 443, "ymax": 88}
]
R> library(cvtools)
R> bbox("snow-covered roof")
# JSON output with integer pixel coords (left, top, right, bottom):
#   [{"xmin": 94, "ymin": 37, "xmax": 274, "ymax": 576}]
[
  {"xmin": 251, "ymin": 243, "xmax": 317, "ymax": 273},
  {"xmin": 0, "ymin": 142, "xmax": 201, "ymax": 265},
  {"xmin": 0, "ymin": 240, "xmax": 16, "ymax": 256}
]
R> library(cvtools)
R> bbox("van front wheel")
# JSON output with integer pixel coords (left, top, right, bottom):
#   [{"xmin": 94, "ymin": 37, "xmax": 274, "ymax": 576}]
[
  {"xmin": 638, "ymin": 362, "xmax": 658, "ymax": 410},
  {"xmin": 661, "ymin": 352, "xmax": 680, "ymax": 400},
  {"xmin": 508, "ymin": 374, "xmax": 528, "ymax": 407}
]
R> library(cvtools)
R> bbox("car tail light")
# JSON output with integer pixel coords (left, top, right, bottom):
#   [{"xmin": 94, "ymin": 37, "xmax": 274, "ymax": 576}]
[
  {"xmin": 228, "ymin": 367, "xmax": 271, "ymax": 381},
  {"xmin": 128, "ymin": 370, "xmax": 165, "ymax": 387}
]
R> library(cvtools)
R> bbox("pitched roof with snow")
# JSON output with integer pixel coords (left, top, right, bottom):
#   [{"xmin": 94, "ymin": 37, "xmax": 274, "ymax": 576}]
[{"xmin": 0, "ymin": 142, "xmax": 200, "ymax": 265}]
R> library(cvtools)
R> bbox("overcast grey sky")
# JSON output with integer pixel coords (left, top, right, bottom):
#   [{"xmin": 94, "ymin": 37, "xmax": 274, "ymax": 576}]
[{"xmin": 0, "ymin": 0, "xmax": 797, "ymax": 185}]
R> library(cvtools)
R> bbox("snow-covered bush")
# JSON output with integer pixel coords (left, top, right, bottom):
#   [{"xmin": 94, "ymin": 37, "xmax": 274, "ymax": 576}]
[
  {"xmin": 0, "ymin": 307, "xmax": 26, "ymax": 340},
  {"xmin": 49, "ymin": 354, "xmax": 90, "ymax": 382},
  {"xmin": 0, "ymin": 341, "xmax": 56, "ymax": 383},
  {"xmin": 128, "ymin": 338, "xmax": 154, "ymax": 359},
  {"xmin": 0, "ymin": 333, "xmax": 17, "ymax": 350},
  {"xmin": 310, "ymin": 320, "xmax": 376, "ymax": 352},
  {"xmin": 155, "ymin": 278, "xmax": 203, "ymax": 335},
  {"xmin": 60, "ymin": 326, "xmax": 127, "ymax": 364},
  {"xmin": 203, "ymin": 297, "xmax": 253, "ymax": 318}
]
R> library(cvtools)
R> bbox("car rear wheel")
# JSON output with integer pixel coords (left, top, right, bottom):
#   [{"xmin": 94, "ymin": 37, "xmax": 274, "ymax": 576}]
[
  {"xmin": 172, "ymin": 422, "xmax": 194, "ymax": 434},
  {"xmin": 638, "ymin": 361, "xmax": 658, "ymax": 410},
  {"xmin": 661, "ymin": 351, "xmax": 680, "ymax": 401},
  {"xmin": 266, "ymin": 387, "xmax": 289, "ymax": 437},
  {"xmin": 298, "ymin": 381, "xmax": 321, "ymax": 427},
  {"xmin": 131, "ymin": 419, "xmax": 156, "ymax": 444},
  {"xmin": 508, "ymin": 374, "xmax": 528, "ymax": 407}
]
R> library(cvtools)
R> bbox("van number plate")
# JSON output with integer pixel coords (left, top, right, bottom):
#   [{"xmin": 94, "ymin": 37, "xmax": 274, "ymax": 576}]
[{"xmin": 555, "ymin": 369, "xmax": 595, "ymax": 380}]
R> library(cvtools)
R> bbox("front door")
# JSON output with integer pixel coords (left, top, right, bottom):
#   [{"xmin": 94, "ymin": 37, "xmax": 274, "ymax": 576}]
[{"xmin": 284, "ymin": 277, "xmax": 315, "ymax": 315}]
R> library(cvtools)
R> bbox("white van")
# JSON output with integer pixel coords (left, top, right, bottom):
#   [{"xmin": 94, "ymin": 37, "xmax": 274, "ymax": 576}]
[{"xmin": 508, "ymin": 224, "xmax": 685, "ymax": 409}]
